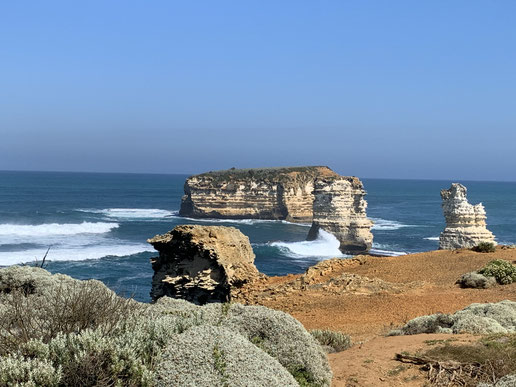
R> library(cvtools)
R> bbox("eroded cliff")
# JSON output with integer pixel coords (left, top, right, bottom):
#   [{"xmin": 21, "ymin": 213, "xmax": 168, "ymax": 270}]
[
  {"xmin": 179, "ymin": 166, "xmax": 338, "ymax": 223},
  {"xmin": 307, "ymin": 176, "xmax": 373, "ymax": 254},
  {"xmin": 148, "ymin": 225, "xmax": 262, "ymax": 303},
  {"xmin": 439, "ymin": 183, "xmax": 496, "ymax": 250}
]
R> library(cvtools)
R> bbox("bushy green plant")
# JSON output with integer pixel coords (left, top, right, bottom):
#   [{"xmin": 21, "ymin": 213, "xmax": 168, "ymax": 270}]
[
  {"xmin": 391, "ymin": 300, "xmax": 516, "ymax": 336},
  {"xmin": 0, "ymin": 355, "xmax": 61, "ymax": 387},
  {"xmin": 155, "ymin": 325, "xmax": 298, "ymax": 387},
  {"xmin": 478, "ymin": 259, "xmax": 516, "ymax": 285},
  {"xmin": 310, "ymin": 329, "xmax": 352, "ymax": 352},
  {"xmin": 0, "ymin": 267, "xmax": 333, "ymax": 386},
  {"xmin": 472, "ymin": 242, "xmax": 496, "ymax": 253}
]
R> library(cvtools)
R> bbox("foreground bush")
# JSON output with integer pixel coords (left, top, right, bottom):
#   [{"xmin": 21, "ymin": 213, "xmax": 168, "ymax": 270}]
[
  {"xmin": 478, "ymin": 259, "xmax": 516, "ymax": 285},
  {"xmin": 0, "ymin": 266, "xmax": 333, "ymax": 386},
  {"xmin": 153, "ymin": 299, "xmax": 333, "ymax": 386},
  {"xmin": 156, "ymin": 325, "xmax": 298, "ymax": 386},
  {"xmin": 310, "ymin": 329, "xmax": 352, "ymax": 353}
]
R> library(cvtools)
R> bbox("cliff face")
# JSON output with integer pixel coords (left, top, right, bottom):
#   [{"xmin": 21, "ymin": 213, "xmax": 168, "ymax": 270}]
[
  {"xmin": 307, "ymin": 177, "xmax": 373, "ymax": 254},
  {"xmin": 180, "ymin": 166, "xmax": 339, "ymax": 223},
  {"xmin": 148, "ymin": 225, "xmax": 262, "ymax": 304},
  {"xmin": 439, "ymin": 183, "xmax": 496, "ymax": 250}
]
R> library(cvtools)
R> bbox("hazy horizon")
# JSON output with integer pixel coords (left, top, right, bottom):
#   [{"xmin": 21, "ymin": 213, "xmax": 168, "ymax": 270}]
[{"xmin": 2, "ymin": 1, "xmax": 515, "ymax": 181}]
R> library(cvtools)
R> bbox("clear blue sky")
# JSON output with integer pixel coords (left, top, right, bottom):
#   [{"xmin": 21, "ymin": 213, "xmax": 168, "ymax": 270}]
[{"xmin": 1, "ymin": 1, "xmax": 515, "ymax": 180}]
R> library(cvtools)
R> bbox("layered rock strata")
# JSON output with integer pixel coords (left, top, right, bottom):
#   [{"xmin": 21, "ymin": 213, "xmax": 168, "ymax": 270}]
[
  {"xmin": 439, "ymin": 183, "xmax": 496, "ymax": 250},
  {"xmin": 148, "ymin": 225, "xmax": 262, "ymax": 303},
  {"xmin": 307, "ymin": 177, "xmax": 373, "ymax": 254},
  {"xmin": 179, "ymin": 166, "xmax": 339, "ymax": 223}
]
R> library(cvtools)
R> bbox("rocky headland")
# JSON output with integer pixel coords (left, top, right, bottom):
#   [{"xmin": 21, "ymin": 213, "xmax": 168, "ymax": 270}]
[
  {"xmin": 179, "ymin": 166, "xmax": 373, "ymax": 254},
  {"xmin": 439, "ymin": 183, "xmax": 496, "ymax": 250}
]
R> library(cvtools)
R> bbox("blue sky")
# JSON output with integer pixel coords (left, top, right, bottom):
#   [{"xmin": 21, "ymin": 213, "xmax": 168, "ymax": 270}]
[{"xmin": 1, "ymin": 1, "xmax": 515, "ymax": 180}]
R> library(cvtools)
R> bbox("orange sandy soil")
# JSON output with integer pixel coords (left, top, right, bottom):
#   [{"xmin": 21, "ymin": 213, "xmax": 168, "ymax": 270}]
[{"xmin": 239, "ymin": 247, "xmax": 516, "ymax": 386}]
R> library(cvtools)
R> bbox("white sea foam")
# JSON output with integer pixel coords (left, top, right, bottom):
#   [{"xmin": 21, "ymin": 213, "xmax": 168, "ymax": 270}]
[
  {"xmin": 178, "ymin": 216, "xmax": 312, "ymax": 227},
  {"xmin": 0, "ymin": 243, "xmax": 153, "ymax": 266},
  {"xmin": 370, "ymin": 242, "xmax": 406, "ymax": 256},
  {"xmin": 424, "ymin": 237, "xmax": 440, "ymax": 241},
  {"xmin": 270, "ymin": 230, "xmax": 347, "ymax": 258},
  {"xmin": 78, "ymin": 208, "xmax": 178, "ymax": 220},
  {"xmin": 0, "ymin": 222, "xmax": 118, "ymax": 237},
  {"xmin": 371, "ymin": 218, "xmax": 415, "ymax": 231}
]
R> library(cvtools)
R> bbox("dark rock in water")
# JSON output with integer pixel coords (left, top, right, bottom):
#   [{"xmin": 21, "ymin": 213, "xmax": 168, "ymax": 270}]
[{"xmin": 148, "ymin": 225, "xmax": 262, "ymax": 304}]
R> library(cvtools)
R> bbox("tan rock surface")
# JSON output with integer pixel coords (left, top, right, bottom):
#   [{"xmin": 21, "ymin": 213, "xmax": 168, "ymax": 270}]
[
  {"xmin": 307, "ymin": 177, "xmax": 373, "ymax": 254},
  {"xmin": 148, "ymin": 225, "xmax": 262, "ymax": 303},
  {"xmin": 179, "ymin": 166, "xmax": 339, "ymax": 223}
]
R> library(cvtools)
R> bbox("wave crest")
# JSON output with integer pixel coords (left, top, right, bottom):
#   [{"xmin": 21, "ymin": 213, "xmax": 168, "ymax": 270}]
[
  {"xmin": 270, "ymin": 230, "xmax": 346, "ymax": 258},
  {"xmin": 0, "ymin": 222, "xmax": 119, "ymax": 237}
]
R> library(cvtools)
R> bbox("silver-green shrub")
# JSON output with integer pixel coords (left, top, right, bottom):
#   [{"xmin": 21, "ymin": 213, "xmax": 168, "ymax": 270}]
[
  {"xmin": 155, "ymin": 325, "xmax": 298, "ymax": 387},
  {"xmin": 152, "ymin": 299, "xmax": 332, "ymax": 386},
  {"xmin": 0, "ymin": 267, "xmax": 332, "ymax": 386},
  {"xmin": 0, "ymin": 355, "xmax": 61, "ymax": 387},
  {"xmin": 391, "ymin": 300, "xmax": 516, "ymax": 335},
  {"xmin": 310, "ymin": 329, "xmax": 352, "ymax": 353}
]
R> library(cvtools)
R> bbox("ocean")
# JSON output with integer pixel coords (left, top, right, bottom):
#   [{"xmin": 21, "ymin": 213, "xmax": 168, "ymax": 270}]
[{"xmin": 1, "ymin": 171, "xmax": 515, "ymax": 302}]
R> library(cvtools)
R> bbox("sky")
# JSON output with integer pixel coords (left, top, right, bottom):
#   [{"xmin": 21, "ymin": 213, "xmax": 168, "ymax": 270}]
[{"xmin": 1, "ymin": 1, "xmax": 515, "ymax": 180}]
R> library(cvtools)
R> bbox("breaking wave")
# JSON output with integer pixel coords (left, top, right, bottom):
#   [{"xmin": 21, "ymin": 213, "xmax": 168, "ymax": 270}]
[
  {"xmin": 0, "ymin": 222, "xmax": 118, "ymax": 237},
  {"xmin": 0, "ymin": 243, "xmax": 153, "ymax": 266},
  {"xmin": 424, "ymin": 236, "xmax": 440, "ymax": 241},
  {"xmin": 78, "ymin": 208, "xmax": 178, "ymax": 220},
  {"xmin": 371, "ymin": 218, "xmax": 415, "ymax": 231},
  {"xmin": 269, "ymin": 230, "xmax": 347, "ymax": 258}
]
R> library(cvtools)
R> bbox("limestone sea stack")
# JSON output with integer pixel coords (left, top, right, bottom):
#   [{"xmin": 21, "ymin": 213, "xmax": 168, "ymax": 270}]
[
  {"xmin": 307, "ymin": 176, "xmax": 373, "ymax": 254},
  {"xmin": 179, "ymin": 166, "xmax": 339, "ymax": 223},
  {"xmin": 439, "ymin": 183, "xmax": 496, "ymax": 250},
  {"xmin": 148, "ymin": 225, "xmax": 262, "ymax": 303},
  {"xmin": 179, "ymin": 166, "xmax": 374, "ymax": 254}
]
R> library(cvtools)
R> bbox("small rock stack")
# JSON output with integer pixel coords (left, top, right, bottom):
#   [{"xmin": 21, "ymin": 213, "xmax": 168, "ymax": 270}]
[{"xmin": 148, "ymin": 225, "xmax": 262, "ymax": 304}]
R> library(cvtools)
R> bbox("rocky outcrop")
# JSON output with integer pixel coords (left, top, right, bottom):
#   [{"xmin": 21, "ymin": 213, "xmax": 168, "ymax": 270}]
[
  {"xmin": 307, "ymin": 177, "xmax": 373, "ymax": 254},
  {"xmin": 180, "ymin": 166, "xmax": 374, "ymax": 254},
  {"xmin": 179, "ymin": 166, "xmax": 339, "ymax": 223},
  {"xmin": 148, "ymin": 225, "xmax": 262, "ymax": 304},
  {"xmin": 439, "ymin": 183, "xmax": 496, "ymax": 250}
]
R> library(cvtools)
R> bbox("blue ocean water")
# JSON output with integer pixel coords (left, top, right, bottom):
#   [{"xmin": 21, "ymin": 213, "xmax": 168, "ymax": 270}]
[{"xmin": 1, "ymin": 171, "xmax": 515, "ymax": 302}]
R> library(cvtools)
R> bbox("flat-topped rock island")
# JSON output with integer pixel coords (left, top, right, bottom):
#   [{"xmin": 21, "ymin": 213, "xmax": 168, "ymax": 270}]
[{"xmin": 179, "ymin": 166, "xmax": 374, "ymax": 254}]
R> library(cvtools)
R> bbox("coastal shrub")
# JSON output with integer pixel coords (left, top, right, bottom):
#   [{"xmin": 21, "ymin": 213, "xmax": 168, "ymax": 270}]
[
  {"xmin": 310, "ymin": 329, "xmax": 352, "ymax": 353},
  {"xmin": 0, "ymin": 267, "xmax": 332, "ymax": 386},
  {"xmin": 456, "ymin": 271, "xmax": 497, "ymax": 288},
  {"xmin": 478, "ymin": 259, "xmax": 516, "ymax": 285},
  {"xmin": 391, "ymin": 300, "xmax": 516, "ymax": 335},
  {"xmin": 217, "ymin": 303, "xmax": 332, "ymax": 387},
  {"xmin": 472, "ymin": 242, "xmax": 496, "ymax": 253},
  {"xmin": 155, "ymin": 325, "xmax": 298, "ymax": 387},
  {"xmin": 0, "ymin": 355, "xmax": 61, "ymax": 386},
  {"xmin": 154, "ymin": 299, "xmax": 333, "ymax": 387},
  {"xmin": 0, "ymin": 271, "xmax": 138, "ymax": 354}
]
